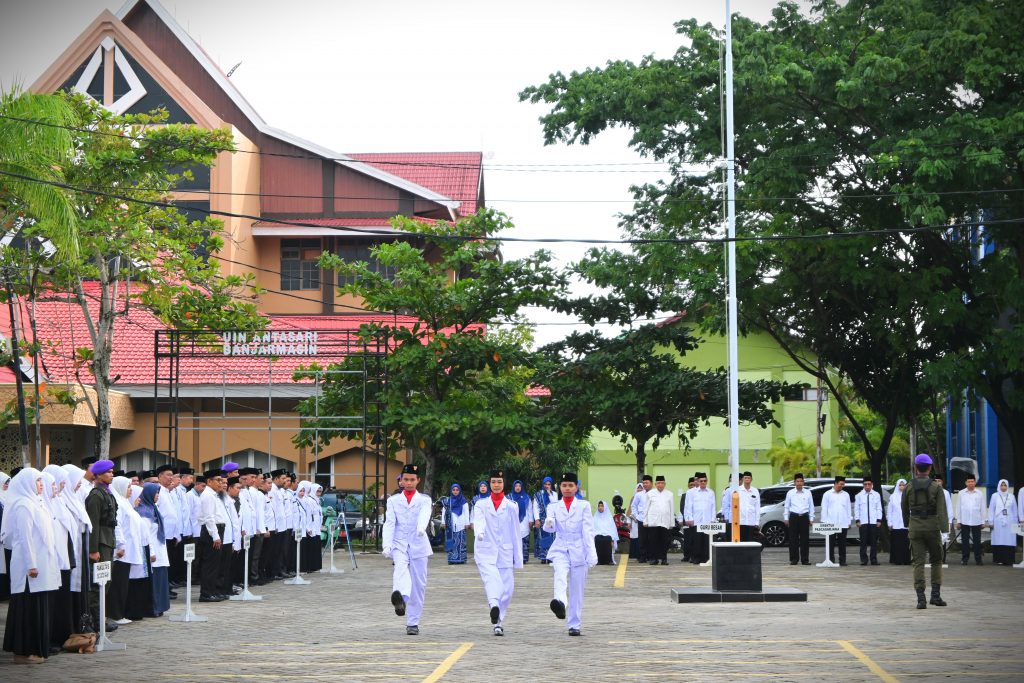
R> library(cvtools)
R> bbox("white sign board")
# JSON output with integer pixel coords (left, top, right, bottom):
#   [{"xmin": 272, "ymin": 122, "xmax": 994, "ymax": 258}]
[
  {"xmin": 698, "ymin": 523, "xmax": 726, "ymax": 534},
  {"xmin": 244, "ymin": 535, "xmax": 251, "ymax": 550},
  {"xmin": 183, "ymin": 543, "xmax": 196, "ymax": 562},
  {"xmin": 93, "ymin": 560, "xmax": 111, "ymax": 583},
  {"xmin": 294, "ymin": 528, "xmax": 304, "ymax": 542},
  {"xmin": 813, "ymin": 523, "xmax": 841, "ymax": 535},
  {"xmin": 1017, "ymin": 523, "xmax": 1024, "ymax": 537}
]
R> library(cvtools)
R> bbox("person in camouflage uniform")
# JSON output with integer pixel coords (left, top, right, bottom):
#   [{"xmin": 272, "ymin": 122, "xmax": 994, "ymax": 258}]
[{"xmin": 901, "ymin": 454, "xmax": 948, "ymax": 610}]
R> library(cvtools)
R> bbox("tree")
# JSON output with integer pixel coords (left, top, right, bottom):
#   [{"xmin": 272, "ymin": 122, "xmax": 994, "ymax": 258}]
[
  {"xmin": 520, "ymin": 0, "xmax": 1024, "ymax": 482},
  {"xmin": 539, "ymin": 249, "xmax": 786, "ymax": 482},
  {"xmin": 294, "ymin": 211, "xmax": 577, "ymax": 495},
  {"xmin": 27, "ymin": 95, "xmax": 264, "ymax": 459}
]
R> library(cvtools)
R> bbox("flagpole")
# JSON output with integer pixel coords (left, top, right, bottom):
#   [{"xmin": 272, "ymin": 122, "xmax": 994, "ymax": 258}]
[{"xmin": 724, "ymin": 0, "xmax": 741, "ymax": 497}]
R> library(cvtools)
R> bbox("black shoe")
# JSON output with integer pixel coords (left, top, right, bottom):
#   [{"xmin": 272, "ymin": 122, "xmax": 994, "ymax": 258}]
[
  {"xmin": 976, "ymin": 559, "xmax": 983, "ymax": 566},
  {"xmin": 105, "ymin": 620, "xmax": 118, "ymax": 632},
  {"xmin": 550, "ymin": 599, "xmax": 566, "ymax": 620},
  {"xmin": 568, "ymin": 628, "xmax": 581, "ymax": 636},
  {"xmin": 871, "ymin": 561, "xmax": 880, "ymax": 566},
  {"xmin": 790, "ymin": 561, "xmax": 798, "ymax": 565},
  {"xmin": 168, "ymin": 591, "xmax": 179, "ymax": 598},
  {"xmin": 493, "ymin": 626, "xmax": 504, "ymax": 636},
  {"xmin": 199, "ymin": 595, "xmax": 221, "ymax": 603},
  {"xmin": 406, "ymin": 625, "xmax": 419, "ymax": 636},
  {"xmin": 801, "ymin": 561, "xmax": 811, "ymax": 565},
  {"xmin": 860, "ymin": 560, "xmax": 868, "ymax": 566},
  {"xmin": 916, "ymin": 588, "xmax": 927, "ymax": 609},
  {"xmin": 391, "ymin": 590, "xmax": 406, "ymax": 617},
  {"xmin": 48, "ymin": 645, "xmax": 63, "ymax": 656},
  {"xmin": 637, "ymin": 559, "xmax": 647, "ymax": 564},
  {"xmin": 662, "ymin": 559, "xmax": 670, "ymax": 565},
  {"xmin": 490, "ymin": 606, "xmax": 500, "ymax": 624},
  {"xmin": 961, "ymin": 559, "xmax": 969, "ymax": 565},
  {"xmin": 839, "ymin": 561, "xmax": 848, "ymax": 566},
  {"xmin": 930, "ymin": 587, "xmax": 947, "ymax": 607}
]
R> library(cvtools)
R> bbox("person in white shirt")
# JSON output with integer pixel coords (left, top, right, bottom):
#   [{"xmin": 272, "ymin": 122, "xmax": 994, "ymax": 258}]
[
  {"xmin": 956, "ymin": 475, "xmax": 988, "ymax": 565},
  {"xmin": 154, "ymin": 465, "xmax": 181, "ymax": 601},
  {"xmin": 472, "ymin": 469, "xmax": 523, "ymax": 636},
  {"xmin": 784, "ymin": 473, "xmax": 814, "ymax": 565},
  {"xmin": 268, "ymin": 469, "xmax": 290, "ymax": 580},
  {"xmin": 382, "ymin": 464, "xmax": 433, "ymax": 636},
  {"xmin": 683, "ymin": 472, "xmax": 717, "ymax": 564},
  {"xmin": 854, "ymin": 476, "xmax": 884, "ymax": 565},
  {"xmin": 629, "ymin": 477, "xmax": 652, "ymax": 562},
  {"xmin": 988, "ymin": 479, "xmax": 1017, "ymax": 565},
  {"xmin": 720, "ymin": 474, "xmax": 733, "ymax": 524},
  {"xmin": 643, "ymin": 475, "xmax": 675, "ymax": 565},
  {"xmin": 545, "ymin": 473, "xmax": 597, "ymax": 636},
  {"xmin": 198, "ymin": 468, "xmax": 230, "ymax": 601},
  {"xmin": 734, "ymin": 471, "xmax": 761, "ymax": 543},
  {"xmin": 887, "ymin": 479, "xmax": 910, "ymax": 565},
  {"xmin": 509, "ymin": 481, "xmax": 535, "ymax": 563},
  {"xmin": 821, "ymin": 475, "xmax": 853, "ymax": 565}
]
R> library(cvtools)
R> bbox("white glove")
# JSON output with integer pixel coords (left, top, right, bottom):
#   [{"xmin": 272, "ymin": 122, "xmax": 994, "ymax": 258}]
[{"xmin": 381, "ymin": 548, "xmax": 392, "ymax": 559}]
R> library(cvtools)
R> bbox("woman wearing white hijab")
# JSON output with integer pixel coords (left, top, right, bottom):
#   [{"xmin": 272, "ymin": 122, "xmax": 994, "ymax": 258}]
[
  {"xmin": 887, "ymin": 479, "xmax": 910, "ymax": 565},
  {"xmin": 307, "ymin": 484, "xmax": 324, "ymax": 573},
  {"xmin": 41, "ymin": 471, "xmax": 77, "ymax": 648},
  {"xmin": 592, "ymin": 500, "xmax": 618, "ymax": 565},
  {"xmin": 108, "ymin": 476, "xmax": 144, "ymax": 624},
  {"xmin": 296, "ymin": 482, "xmax": 316, "ymax": 573},
  {"xmin": 125, "ymin": 485, "xmax": 156, "ymax": 621},
  {"xmin": 0, "ymin": 470, "xmax": 11, "ymax": 601},
  {"xmin": 59, "ymin": 464, "xmax": 94, "ymax": 602},
  {"xmin": 1, "ymin": 468, "xmax": 60, "ymax": 663},
  {"xmin": 989, "ymin": 479, "xmax": 1018, "ymax": 565}
]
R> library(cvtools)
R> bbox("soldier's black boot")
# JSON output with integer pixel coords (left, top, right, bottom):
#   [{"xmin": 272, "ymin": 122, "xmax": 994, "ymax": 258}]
[
  {"xmin": 929, "ymin": 585, "xmax": 946, "ymax": 607},
  {"xmin": 916, "ymin": 588, "xmax": 927, "ymax": 609}
]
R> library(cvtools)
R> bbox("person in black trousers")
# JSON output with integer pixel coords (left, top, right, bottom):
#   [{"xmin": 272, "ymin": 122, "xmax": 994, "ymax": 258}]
[{"xmin": 784, "ymin": 474, "xmax": 814, "ymax": 565}]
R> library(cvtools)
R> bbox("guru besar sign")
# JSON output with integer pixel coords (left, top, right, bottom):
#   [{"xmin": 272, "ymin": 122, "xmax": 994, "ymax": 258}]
[{"xmin": 221, "ymin": 331, "xmax": 319, "ymax": 357}]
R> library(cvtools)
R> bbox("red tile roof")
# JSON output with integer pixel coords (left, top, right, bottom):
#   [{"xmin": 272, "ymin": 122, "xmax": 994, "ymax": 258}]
[
  {"xmin": 348, "ymin": 153, "xmax": 482, "ymax": 217},
  {"xmin": 525, "ymin": 385, "xmax": 551, "ymax": 398}
]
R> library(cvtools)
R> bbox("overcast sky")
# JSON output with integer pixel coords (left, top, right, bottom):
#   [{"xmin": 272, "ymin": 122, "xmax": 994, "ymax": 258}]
[{"xmin": 1, "ymin": 0, "xmax": 780, "ymax": 345}]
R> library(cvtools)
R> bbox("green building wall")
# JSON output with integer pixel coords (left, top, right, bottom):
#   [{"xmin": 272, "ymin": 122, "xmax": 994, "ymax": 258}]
[{"xmin": 580, "ymin": 326, "xmax": 840, "ymax": 509}]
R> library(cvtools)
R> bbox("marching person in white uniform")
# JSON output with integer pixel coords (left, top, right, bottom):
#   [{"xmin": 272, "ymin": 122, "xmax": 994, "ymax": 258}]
[
  {"xmin": 472, "ymin": 469, "xmax": 523, "ymax": 636},
  {"xmin": 544, "ymin": 472, "xmax": 597, "ymax": 636},
  {"xmin": 382, "ymin": 464, "xmax": 433, "ymax": 635}
]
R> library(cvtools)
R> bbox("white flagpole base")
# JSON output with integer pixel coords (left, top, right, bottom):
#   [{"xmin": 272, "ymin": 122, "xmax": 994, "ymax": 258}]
[
  {"xmin": 230, "ymin": 589, "xmax": 264, "ymax": 601},
  {"xmin": 168, "ymin": 611, "xmax": 209, "ymax": 623},
  {"xmin": 286, "ymin": 535, "xmax": 311, "ymax": 585},
  {"xmin": 96, "ymin": 633, "xmax": 127, "ymax": 652},
  {"xmin": 816, "ymin": 559, "xmax": 839, "ymax": 568},
  {"xmin": 1013, "ymin": 561, "xmax": 1024, "ymax": 568},
  {"xmin": 96, "ymin": 582, "xmax": 127, "ymax": 651},
  {"xmin": 320, "ymin": 566, "xmax": 344, "ymax": 574},
  {"xmin": 284, "ymin": 575, "xmax": 312, "ymax": 585}
]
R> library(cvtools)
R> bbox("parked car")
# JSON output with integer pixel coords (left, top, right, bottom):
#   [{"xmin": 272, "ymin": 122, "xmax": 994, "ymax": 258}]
[
  {"xmin": 758, "ymin": 480, "xmax": 892, "ymax": 548},
  {"xmin": 320, "ymin": 491, "xmax": 372, "ymax": 540}
]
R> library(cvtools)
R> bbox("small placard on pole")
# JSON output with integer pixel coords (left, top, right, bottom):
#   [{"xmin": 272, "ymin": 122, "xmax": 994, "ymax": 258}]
[
  {"xmin": 697, "ymin": 523, "xmax": 725, "ymax": 567},
  {"xmin": 93, "ymin": 561, "xmax": 126, "ymax": 651},
  {"xmin": 169, "ymin": 543, "xmax": 207, "ymax": 622},
  {"xmin": 813, "ymin": 523, "xmax": 840, "ymax": 568}
]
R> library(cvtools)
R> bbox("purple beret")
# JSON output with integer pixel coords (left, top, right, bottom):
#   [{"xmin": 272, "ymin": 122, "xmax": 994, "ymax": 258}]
[
  {"xmin": 89, "ymin": 459, "xmax": 115, "ymax": 475},
  {"xmin": 914, "ymin": 453, "xmax": 933, "ymax": 466},
  {"xmin": 222, "ymin": 461, "xmax": 240, "ymax": 472}
]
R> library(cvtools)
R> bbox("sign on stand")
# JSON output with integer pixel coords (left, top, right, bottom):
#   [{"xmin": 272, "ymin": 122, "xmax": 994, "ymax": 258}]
[
  {"xmin": 231, "ymin": 535, "xmax": 263, "ymax": 601},
  {"xmin": 169, "ymin": 543, "xmax": 207, "ymax": 623},
  {"xmin": 320, "ymin": 519, "xmax": 344, "ymax": 575},
  {"xmin": 813, "ymin": 523, "xmax": 840, "ymax": 568},
  {"xmin": 93, "ymin": 561, "xmax": 126, "ymax": 651},
  {"xmin": 697, "ymin": 523, "xmax": 726, "ymax": 567},
  {"xmin": 285, "ymin": 530, "xmax": 311, "ymax": 586},
  {"xmin": 1015, "ymin": 524, "xmax": 1024, "ymax": 569}
]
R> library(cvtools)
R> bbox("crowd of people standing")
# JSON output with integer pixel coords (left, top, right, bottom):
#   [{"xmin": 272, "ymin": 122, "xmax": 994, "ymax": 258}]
[{"xmin": 1, "ymin": 458, "xmax": 330, "ymax": 665}]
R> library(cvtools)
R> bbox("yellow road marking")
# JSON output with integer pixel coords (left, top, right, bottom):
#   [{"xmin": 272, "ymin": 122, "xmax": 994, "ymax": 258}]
[
  {"xmin": 611, "ymin": 639, "xmax": 861, "ymax": 644},
  {"xmin": 837, "ymin": 640, "xmax": 900, "ymax": 683},
  {"xmin": 614, "ymin": 555, "xmax": 629, "ymax": 588},
  {"xmin": 421, "ymin": 642, "xmax": 473, "ymax": 683}
]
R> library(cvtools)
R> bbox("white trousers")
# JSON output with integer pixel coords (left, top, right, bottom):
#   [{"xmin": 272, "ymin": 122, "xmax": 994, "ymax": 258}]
[
  {"xmin": 392, "ymin": 550, "xmax": 428, "ymax": 626},
  {"xmin": 551, "ymin": 557, "xmax": 589, "ymax": 629},
  {"xmin": 477, "ymin": 563, "xmax": 515, "ymax": 625}
]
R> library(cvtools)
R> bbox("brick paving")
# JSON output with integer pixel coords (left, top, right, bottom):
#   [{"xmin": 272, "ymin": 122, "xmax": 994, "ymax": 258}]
[{"xmin": 2, "ymin": 546, "xmax": 1022, "ymax": 682}]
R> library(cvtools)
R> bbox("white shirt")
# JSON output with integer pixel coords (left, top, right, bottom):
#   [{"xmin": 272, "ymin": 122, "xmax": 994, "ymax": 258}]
[
  {"xmin": 472, "ymin": 494, "xmax": 524, "ymax": 569},
  {"xmin": 630, "ymin": 488, "xmax": 648, "ymax": 522},
  {"xmin": 784, "ymin": 488, "xmax": 814, "ymax": 521},
  {"xmin": 684, "ymin": 487, "xmax": 717, "ymax": 525},
  {"xmin": 382, "ymin": 491, "xmax": 433, "ymax": 560},
  {"xmin": 854, "ymin": 489, "xmax": 883, "ymax": 524},
  {"xmin": 734, "ymin": 485, "xmax": 760, "ymax": 526},
  {"xmin": 821, "ymin": 488, "xmax": 852, "ymax": 528},
  {"xmin": 157, "ymin": 484, "xmax": 181, "ymax": 541},
  {"xmin": 643, "ymin": 488, "xmax": 675, "ymax": 529},
  {"xmin": 544, "ymin": 498, "xmax": 597, "ymax": 567},
  {"xmin": 199, "ymin": 486, "xmax": 229, "ymax": 542},
  {"xmin": 957, "ymin": 488, "xmax": 988, "ymax": 526}
]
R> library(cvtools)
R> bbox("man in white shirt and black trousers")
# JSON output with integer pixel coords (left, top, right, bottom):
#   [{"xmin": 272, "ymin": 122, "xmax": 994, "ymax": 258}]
[
  {"xmin": 784, "ymin": 473, "xmax": 814, "ymax": 565},
  {"xmin": 198, "ymin": 468, "xmax": 230, "ymax": 601},
  {"xmin": 855, "ymin": 476, "xmax": 884, "ymax": 565},
  {"xmin": 643, "ymin": 475, "xmax": 675, "ymax": 565},
  {"xmin": 735, "ymin": 471, "xmax": 761, "ymax": 543},
  {"xmin": 821, "ymin": 475, "xmax": 853, "ymax": 566},
  {"xmin": 956, "ymin": 474, "xmax": 988, "ymax": 565}
]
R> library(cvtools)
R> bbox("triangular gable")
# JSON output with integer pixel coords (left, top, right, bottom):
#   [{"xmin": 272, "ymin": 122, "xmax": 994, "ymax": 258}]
[
  {"xmin": 31, "ymin": 10, "xmax": 222, "ymax": 130},
  {"xmin": 116, "ymin": 0, "xmax": 461, "ymax": 217}
]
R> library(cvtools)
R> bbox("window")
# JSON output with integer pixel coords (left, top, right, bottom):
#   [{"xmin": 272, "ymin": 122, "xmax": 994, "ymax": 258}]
[
  {"xmin": 760, "ymin": 487, "xmax": 789, "ymax": 506},
  {"xmin": 334, "ymin": 240, "xmax": 397, "ymax": 285},
  {"xmin": 281, "ymin": 239, "xmax": 322, "ymax": 291},
  {"xmin": 782, "ymin": 384, "xmax": 825, "ymax": 401}
]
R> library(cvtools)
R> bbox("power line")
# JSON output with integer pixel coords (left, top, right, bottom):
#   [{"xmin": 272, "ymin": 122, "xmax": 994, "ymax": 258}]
[
  {"xmin": 3, "ymin": 113, "xmax": 1022, "ymax": 174},
  {"xmin": 3, "ymin": 169, "xmax": 1015, "ymax": 246}
]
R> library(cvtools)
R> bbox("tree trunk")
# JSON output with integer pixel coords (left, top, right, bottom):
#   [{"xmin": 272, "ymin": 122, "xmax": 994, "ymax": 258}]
[
  {"xmin": 422, "ymin": 448, "xmax": 438, "ymax": 498},
  {"xmin": 634, "ymin": 438, "xmax": 648, "ymax": 483}
]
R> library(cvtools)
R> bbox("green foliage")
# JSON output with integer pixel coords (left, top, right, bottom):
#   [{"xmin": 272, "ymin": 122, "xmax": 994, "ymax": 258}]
[
  {"xmin": 521, "ymin": 0, "xmax": 1024, "ymax": 480},
  {"xmin": 295, "ymin": 211, "xmax": 586, "ymax": 495}
]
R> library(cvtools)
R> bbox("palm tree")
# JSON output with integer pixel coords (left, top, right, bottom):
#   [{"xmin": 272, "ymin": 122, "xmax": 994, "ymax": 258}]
[{"xmin": 0, "ymin": 88, "xmax": 79, "ymax": 259}]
